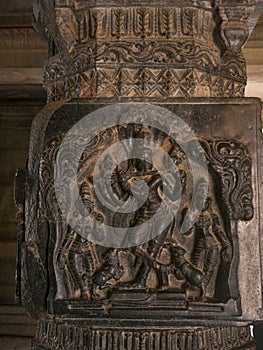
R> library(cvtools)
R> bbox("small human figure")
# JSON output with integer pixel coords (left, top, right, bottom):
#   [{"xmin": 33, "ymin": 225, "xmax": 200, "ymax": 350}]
[
  {"xmin": 54, "ymin": 222, "xmax": 97, "ymax": 300},
  {"xmin": 190, "ymin": 197, "xmax": 232, "ymax": 300}
]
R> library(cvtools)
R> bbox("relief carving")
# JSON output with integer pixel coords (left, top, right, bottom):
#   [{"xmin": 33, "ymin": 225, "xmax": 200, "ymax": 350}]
[
  {"xmin": 200, "ymin": 139, "xmax": 254, "ymax": 221},
  {"xmin": 32, "ymin": 0, "xmax": 254, "ymax": 101},
  {"xmin": 39, "ymin": 124, "xmax": 253, "ymax": 305},
  {"xmin": 32, "ymin": 321, "xmax": 255, "ymax": 350},
  {"xmin": 19, "ymin": 1, "xmax": 261, "ymax": 349}
]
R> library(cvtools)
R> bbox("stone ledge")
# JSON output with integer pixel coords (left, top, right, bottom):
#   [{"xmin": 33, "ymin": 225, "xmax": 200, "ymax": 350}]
[
  {"xmin": 0, "ymin": 305, "xmax": 37, "ymax": 337},
  {"xmin": 0, "ymin": 336, "xmax": 32, "ymax": 350}
]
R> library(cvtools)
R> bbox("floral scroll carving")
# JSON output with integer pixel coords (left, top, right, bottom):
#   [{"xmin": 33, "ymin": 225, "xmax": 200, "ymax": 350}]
[{"xmin": 32, "ymin": 0, "xmax": 255, "ymax": 101}]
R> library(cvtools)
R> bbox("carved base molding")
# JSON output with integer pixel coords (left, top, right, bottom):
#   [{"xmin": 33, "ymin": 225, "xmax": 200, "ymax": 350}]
[{"xmin": 32, "ymin": 320, "xmax": 255, "ymax": 350}]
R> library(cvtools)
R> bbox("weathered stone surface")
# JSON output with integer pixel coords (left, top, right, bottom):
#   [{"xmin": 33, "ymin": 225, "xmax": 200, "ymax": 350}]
[
  {"xmin": 0, "ymin": 99, "xmax": 45, "ymax": 304},
  {"xmin": 32, "ymin": 0, "xmax": 259, "ymax": 101},
  {"xmin": 16, "ymin": 1, "xmax": 263, "ymax": 349},
  {"xmin": 32, "ymin": 320, "xmax": 256, "ymax": 350},
  {"xmin": 18, "ymin": 98, "xmax": 262, "ymax": 349}
]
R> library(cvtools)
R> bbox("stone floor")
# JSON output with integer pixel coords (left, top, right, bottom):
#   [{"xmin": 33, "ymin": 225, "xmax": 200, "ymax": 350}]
[{"xmin": 0, "ymin": 336, "xmax": 32, "ymax": 350}]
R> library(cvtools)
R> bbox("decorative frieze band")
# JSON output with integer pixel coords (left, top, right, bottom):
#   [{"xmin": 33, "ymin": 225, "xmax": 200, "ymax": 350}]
[
  {"xmin": 33, "ymin": 320, "xmax": 255, "ymax": 350},
  {"xmin": 57, "ymin": 6, "xmax": 215, "ymax": 44},
  {"xmin": 34, "ymin": 2, "xmax": 252, "ymax": 101}
]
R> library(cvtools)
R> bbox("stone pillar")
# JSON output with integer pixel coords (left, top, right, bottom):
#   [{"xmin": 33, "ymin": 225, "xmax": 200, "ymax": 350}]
[{"xmin": 16, "ymin": 1, "xmax": 263, "ymax": 349}]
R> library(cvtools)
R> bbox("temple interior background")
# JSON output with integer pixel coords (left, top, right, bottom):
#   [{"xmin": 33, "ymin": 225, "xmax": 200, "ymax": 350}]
[{"xmin": 0, "ymin": 0, "xmax": 263, "ymax": 349}]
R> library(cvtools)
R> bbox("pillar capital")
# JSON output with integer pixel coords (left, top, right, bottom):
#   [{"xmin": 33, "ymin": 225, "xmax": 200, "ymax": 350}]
[{"xmin": 33, "ymin": 0, "xmax": 262, "ymax": 101}]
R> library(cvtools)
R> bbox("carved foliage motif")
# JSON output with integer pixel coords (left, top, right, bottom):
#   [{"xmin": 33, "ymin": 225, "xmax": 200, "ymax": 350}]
[
  {"xmin": 200, "ymin": 139, "xmax": 254, "ymax": 221},
  {"xmin": 39, "ymin": 124, "xmax": 253, "ymax": 305},
  {"xmin": 71, "ymin": 6, "xmax": 214, "ymax": 43},
  {"xmin": 33, "ymin": 2, "xmax": 250, "ymax": 101}
]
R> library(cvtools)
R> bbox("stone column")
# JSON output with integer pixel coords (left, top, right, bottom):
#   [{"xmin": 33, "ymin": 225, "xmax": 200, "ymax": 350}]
[{"xmin": 16, "ymin": 1, "xmax": 263, "ymax": 349}]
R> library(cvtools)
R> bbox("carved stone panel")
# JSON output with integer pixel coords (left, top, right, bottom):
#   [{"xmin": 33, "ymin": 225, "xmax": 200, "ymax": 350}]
[
  {"xmin": 17, "ymin": 99, "xmax": 262, "ymax": 342},
  {"xmin": 16, "ymin": 1, "xmax": 263, "ymax": 350},
  {"xmin": 39, "ymin": 124, "xmax": 251, "ymax": 311}
]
